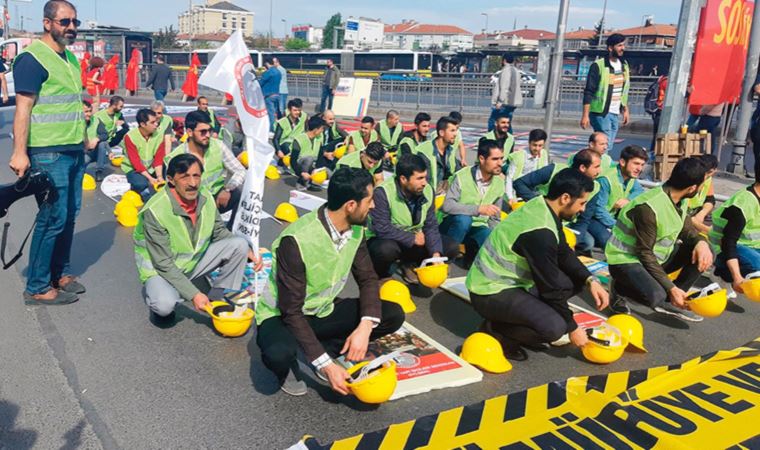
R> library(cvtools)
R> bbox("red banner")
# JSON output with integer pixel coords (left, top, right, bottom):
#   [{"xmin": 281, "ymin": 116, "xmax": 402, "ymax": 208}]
[{"xmin": 690, "ymin": 0, "xmax": 755, "ymax": 105}]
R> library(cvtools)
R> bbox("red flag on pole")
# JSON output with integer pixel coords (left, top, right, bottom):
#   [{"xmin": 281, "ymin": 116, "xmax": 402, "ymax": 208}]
[
  {"xmin": 182, "ymin": 52, "xmax": 201, "ymax": 99},
  {"xmin": 102, "ymin": 55, "xmax": 120, "ymax": 93},
  {"xmin": 125, "ymin": 48, "xmax": 141, "ymax": 93},
  {"xmin": 79, "ymin": 51, "xmax": 90, "ymax": 89}
]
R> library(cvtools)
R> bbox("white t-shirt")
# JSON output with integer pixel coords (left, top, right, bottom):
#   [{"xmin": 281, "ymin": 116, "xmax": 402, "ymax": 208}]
[{"xmin": 608, "ymin": 59, "xmax": 625, "ymax": 115}]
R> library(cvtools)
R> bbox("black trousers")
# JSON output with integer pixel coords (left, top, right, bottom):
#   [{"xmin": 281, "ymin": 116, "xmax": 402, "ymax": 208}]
[
  {"xmin": 750, "ymin": 123, "xmax": 760, "ymax": 172},
  {"xmin": 367, "ymin": 236, "xmax": 460, "ymax": 278},
  {"xmin": 608, "ymin": 242, "xmax": 705, "ymax": 308},
  {"xmin": 256, "ymin": 298, "xmax": 404, "ymax": 381}
]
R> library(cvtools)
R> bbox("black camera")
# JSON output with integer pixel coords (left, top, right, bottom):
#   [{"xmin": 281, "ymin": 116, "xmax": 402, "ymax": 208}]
[{"xmin": 0, "ymin": 170, "xmax": 57, "ymax": 218}]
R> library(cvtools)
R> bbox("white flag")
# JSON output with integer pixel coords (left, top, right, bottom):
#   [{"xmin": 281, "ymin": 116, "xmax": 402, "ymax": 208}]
[{"xmin": 198, "ymin": 30, "xmax": 275, "ymax": 254}]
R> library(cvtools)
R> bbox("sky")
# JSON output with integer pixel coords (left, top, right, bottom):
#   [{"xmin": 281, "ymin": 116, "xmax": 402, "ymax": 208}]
[{"xmin": 13, "ymin": 0, "xmax": 684, "ymax": 36}]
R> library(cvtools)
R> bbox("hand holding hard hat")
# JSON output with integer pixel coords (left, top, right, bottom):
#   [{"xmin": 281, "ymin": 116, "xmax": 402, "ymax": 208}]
[{"xmin": 415, "ymin": 257, "xmax": 449, "ymax": 288}]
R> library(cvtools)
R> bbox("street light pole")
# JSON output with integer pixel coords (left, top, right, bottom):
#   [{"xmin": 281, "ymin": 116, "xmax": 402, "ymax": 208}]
[
  {"xmin": 544, "ymin": 0, "xmax": 570, "ymax": 142},
  {"xmin": 281, "ymin": 19, "xmax": 286, "ymax": 39},
  {"xmin": 481, "ymin": 13, "xmax": 488, "ymax": 34},
  {"xmin": 597, "ymin": 0, "xmax": 607, "ymax": 46},
  {"xmin": 268, "ymin": 0, "xmax": 273, "ymax": 49}
]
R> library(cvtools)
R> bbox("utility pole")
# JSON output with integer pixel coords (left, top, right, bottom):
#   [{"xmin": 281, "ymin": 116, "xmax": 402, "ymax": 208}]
[
  {"xmin": 3, "ymin": 0, "xmax": 8, "ymax": 38},
  {"xmin": 543, "ymin": 0, "xmax": 569, "ymax": 142},
  {"xmin": 597, "ymin": 0, "xmax": 607, "ymax": 46},
  {"xmin": 728, "ymin": 3, "xmax": 760, "ymax": 174},
  {"xmin": 268, "ymin": 0, "xmax": 273, "ymax": 49},
  {"xmin": 332, "ymin": 25, "xmax": 345, "ymax": 49}
]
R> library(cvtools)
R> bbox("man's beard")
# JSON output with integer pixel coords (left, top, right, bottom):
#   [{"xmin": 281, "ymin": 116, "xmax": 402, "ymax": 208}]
[
  {"xmin": 348, "ymin": 211, "xmax": 368, "ymax": 227},
  {"xmin": 52, "ymin": 28, "xmax": 77, "ymax": 46}
]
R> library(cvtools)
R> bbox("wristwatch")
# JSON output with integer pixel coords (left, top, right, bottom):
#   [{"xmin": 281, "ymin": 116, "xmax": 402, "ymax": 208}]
[{"xmin": 585, "ymin": 275, "xmax": 601, "ymax": 287}]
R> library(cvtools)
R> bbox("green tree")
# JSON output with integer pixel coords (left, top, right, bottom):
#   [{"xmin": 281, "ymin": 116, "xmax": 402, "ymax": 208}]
[
  {"xmin": 245, "ymin": 33, "xmax": 271, "ymax": 49},
  {"xmin": 322, "ymin": 13, "xmax": 343, "ymax": 49},
  {"xmin": 153, "ymin": 25, "xmax": 179, "ymax": 49},
  {"xmin": 285, "ymin": 38, "xmax": 311, "ymax": 50}
]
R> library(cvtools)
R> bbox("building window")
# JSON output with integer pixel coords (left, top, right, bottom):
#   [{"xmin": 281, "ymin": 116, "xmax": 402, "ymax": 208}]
[
  {"xmin": 223, "ymin": 13, "xmax": 227, "ymax": 19},
  {"xmin": 222, "ymin": 22, "xmax": 226, "ymax": 28}
]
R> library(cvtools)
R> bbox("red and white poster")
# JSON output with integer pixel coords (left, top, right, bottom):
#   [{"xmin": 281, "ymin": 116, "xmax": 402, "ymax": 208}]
[{"xmin": 690, "ymin": 0, "xmax": 755, "ymax": 105}]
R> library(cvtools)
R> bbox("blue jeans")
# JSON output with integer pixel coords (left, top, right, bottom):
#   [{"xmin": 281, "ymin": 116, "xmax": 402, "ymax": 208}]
[
  {"xmin": 319, "ymin": 86, "xmax": 334, "ymax": 113},
  {"xmin": 589, "ymin": 112, "xmax": 620, "ymax": 151},
  {"xmin": 488, "ymin": 105, "xmax": 516, "ymax": 133},
  {"xmin": 126, "ymin": 171, "xmax": 157, "ymax": 202},
  {"xmin": 714, "ymin": 245, "xmax": 760, "ymax": 282},
  {"xmin": 26, "ymin": 150, "xmax": 85, "ymax": 294},
  {"xmin": 87, "ymin": 141, "xmax": 109, "ymax": 171},
  {"xmin": 154, "ymin": 90, "xmax": 167, "ymax": 101},
  {"xmin": 279, "ymin": 93, "xmax": 288, "ymax": 116},
  {"xmin": 571, "ymin": 218, "xmax": 612, "ymax": 253},
  {"xmin": 264, "ymin": 94, "xmax": 280, "ymax": 131},
  {"xmin": 439, "ymin": 215, "xmax": 492, "ymax": 257}
]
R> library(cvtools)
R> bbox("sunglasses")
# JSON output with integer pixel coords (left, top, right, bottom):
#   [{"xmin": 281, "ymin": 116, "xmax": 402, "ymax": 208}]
[
  {"xmin": 196, "ymin": 129, "xmax": 211, "ymax": 136},
  {"xmin": 51, "ymin": 18, "xmax": 81, "ymax": 27}
]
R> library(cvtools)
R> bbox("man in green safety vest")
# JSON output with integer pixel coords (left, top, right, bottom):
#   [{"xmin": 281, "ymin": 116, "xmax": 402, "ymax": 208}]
[
  {"xmin": 568, "ymin": 132, "xmax": 615, "ymax": 175},
  {"xmin": 514, "ymin": 149, "xmax": 601, "ymax": 202},
  {"xmin": 689, "ymin": 154, "xmax": 718, "ymax": 234},
  {"xmin": 336, "ymin": 141, "xmax": 386, "ymax": 185},
  {"xmin": 581, "ymin": 33, "xmax": 630, "ymax": 152},
  {"xmin": 134, "ymin": 153, "xmax": 258, "ymax": 322},
  {"xmin": 466, "ymin": 169, "xmax": 609, "ymax": 361},
  {"xmin": 448, "ymin": 111, "xmax": 468, "ymax": 167},
  {"xmin": 320, "ymin": 109, "xmax": 348, "ymax": 153},
  {"xmin": 10, "ymin": 0, "xmax": 87, "ymax": 305},
  {"xmin": 122, "ymin": 109, "xmax": 166, "ymax": 200},
  {"xmin": 479, "ymin": 113, "xmax": 514, "ymax": 155},
  {"xmin": 151, "ymin": 100, "xmax": 175, "ymax": 155},
  {"xmin": 605, "ymin": 157, "xmax": 713, "ymax": 321},
  {"xmin": 164, "ymin": 111, "xmax": 246, "ymax": 225},
  {"xmin": 570, "ymin": 145, "xmax": 646, "ymax": 255},
  {"xmin": 414, "ymin": 116, "xmax": 460, "ymax": 194},
  {"xmin": 505, "ymin": 128, "xmax": 548, "ymax": 206},
  {"xmin": 87, "ymin": 95, "xmax": 128, "ymax": 181},
  {"xmin": 292, "ymin": 115, "xmax": 327, "ymax": 191},
  {"xmin": 398, "ymin": 112, "xmax": 431, "ymax": 156},
  {"xmin": 439, "ymin": 139, "xmax": 505, "ymax": 265},
  {"xmin": 366, "ymin": 153, "xmax": 459, "ymax": 283},
  {"xmin": 376, "ymin": 110, "xmax": 403, "ymax": 152},
  {"xmin": 711, "ymin": 166, "xmax": 760, "ymax": 296},
  {"xmin": 197, "ymin": 96, "xmax": 220, "ymax": 136},
  {"xmin": 255, "ymin": 168, "xmax": 405, "ymax": 396},
  {"xmin": 273, "ymin": 97, "xmax": 306, "ymax": 168},
  {"xmin": 346, "ymin": 116, "xmax": 379, "ymax": 154}
]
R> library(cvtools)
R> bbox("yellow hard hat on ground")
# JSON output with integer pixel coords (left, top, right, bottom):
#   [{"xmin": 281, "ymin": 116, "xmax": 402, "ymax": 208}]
[
  {"xmin": 606, "ymin": 314, "xmax": 647, "ymax": 352},
  {"xmin": 122, "ymin": 190, "xmax": 144, "ymax": 208},
  {"xmin": 274, "ymin": 202, "xmax": 298, "ymax": 223},
  {"xmin": 113, "ymin": 198, "xmax": 133, "ymax": 217},
  {"xmin": 581, "ymin": 324, "xmax": 626, "ymax": 364},
  {"xmin": 82, "ymin": 173, "xmax": 96, "ymax": 191},
  {"xmin": 741, "ymin": 272, "xmax": 760, "ymax": 302},
  {"xmin": 238, "ymin": 151, "xmax": 249, "ymax": 168},
  {"xmin": 311, "ymin": 169, "xmax": 328, "ymax": 185},
  {"xmin": 110, "ymin": 156, "xmax": 124, "ymax": 167},
  {"xmin": 346, "ymin": 361, "xmax": 398, "ymax": 404},
  {"xmin": 434, "ymin": 194, "xmax": 445, "ymax": 210},
  {"xmin": 265, "ymin": 165, "xmax": 280, "ymax": 180},
  {"xmin": 282, "ymin": 155, "xmax": 291, "ymax": 168},
  {"xmin": 686, "ymin": 283, "xmax": 727, "ymax": 318},
  {"xmin": 563, "ymin": 227, "xmax": 577, "ymax": 249},
  {"xmin": 460, "ymin": 332, "xmax": 512, "ymax": 373},
  {"xmin": 379, "ymin": 279, "xmax": 415, "ymax": 313},
  {"xmin": 415, "ymin": 257, "xmax": 449, "ymax": 288},
  {"xmin": 333, "ymin": 145, "xmax": 347, "ymax": 159},
  {"xmin": 117, "ymin": 205, "xmax": 139, "ymax": 227},
  {"xmin": 205, "ymin": 301, "xmax": 254, "ymax": 337}
]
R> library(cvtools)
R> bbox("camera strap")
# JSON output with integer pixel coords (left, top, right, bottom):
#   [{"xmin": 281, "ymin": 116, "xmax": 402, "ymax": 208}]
[{"xmin": 1, "ymin": 218, "xmax": 36, "ymax": 270}]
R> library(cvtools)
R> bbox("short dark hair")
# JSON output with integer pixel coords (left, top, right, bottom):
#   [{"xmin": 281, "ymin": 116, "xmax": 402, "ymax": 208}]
[
  {"xmin": 156, "ymin": 55, "xmax": 165, "ymax": 63},
  {"xmin": 494, "ymin": 111, "xmax": 511, "ymax": 122},
  {"xmin": 327, "ymin": 167, "xmax": 373, "ymax": 211},
  {"xmin": 607, "ymin": 33, "xmax": 626, "ymax": 47},
  {"xmin": 361, "ymin": 116, "xmax": 375, "ymax": 125},
  {"xmin": 589, "ymin": 131, "xmax": 607, "ymax": 143},
  {"xmin": 571, "ymin": 149, "xmax": 598, "ymax": 170},
  {"xmin": 436, "ymin": 116, "xmax": 458, "ymax": 133},
  {"xmin": 264, "ymin": 57, "xmax": 274, "ymax": 65},
  {"xmin": 529, "ymin": 129, "xmax": 547, "ymax": 143},
  {"xmin": 698, "ymin": 154, "xmax": 719, "ymax": 171},
  {"xmin": 477, "ymin": 139, "xmax": 501, "ymax": 160},
  {"xmin": 44, "ymin": 0, "xmax": 76, "ymax": 20},
  {"xmin": 502, "ymin": 53, "xmax": 515, "ymax": 64},
  {"xmin": 449, "ymin": 111, "xmax": 463, "ymax": 123},
  {"xmin": 82, "ymin": 99, "xmax": 92, "ymax": 108},
  {"xmin": 136, "ymin": 108, "xmax": 157, "ymax": 126},
  {"xmin": 109, "ymin": 95, "xmax": 124, "ymax": 106},
  {"xmin": 287, "ymin": 98, "xmax": 303, "ymax": 109},
  {"xmin": 167, "ymin": 153, "xmax": 204, "ymax": 179},
  {"xmin": 185, "ymin": 111, "xmax": 211, "ymax": 130},
  {"xmin": 665, "ymin": 157, "xmax": 708, "ymax": 190},
  {"xmin": 395, "ymin": 153, "xmax": 427, "ymax": 180},
  {"xmin": 364, "ymin": 142, "xmax": 386, "ymax": 161},
  {"xmin": 620, "ymin": 145, "xmax": 649, "ymax": 163},
  {"xmin": 547, "ymin": 168, "xmax": 595, "ymax": 201},
  {"xmin": 307, "ymin": 115, "xmax": 326, "ymax": 131},
  {"xmin": 386, "ymin": 110, "xmax": 399, "ymax": 119},
  {"xmin": 197, "ymin": 96, "xmax": 208, "ymax": 104},
  {"xmin": 414, "ymin": 112, "xmax": 431, "ymax": 125}
]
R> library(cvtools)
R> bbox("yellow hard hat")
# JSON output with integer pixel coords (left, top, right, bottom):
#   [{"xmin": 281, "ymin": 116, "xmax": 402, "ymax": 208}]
[
  {"xmin": 238, "ymin": 151, "xmax": 249, "ymax": 168},
  {"xmin": 434, "ymin": 194, "xmax": 445, "ymax": 210},
  {"xmin": 512, "ymin": 200, "xmax": 525, "ymax": 211},
  {"xmin": 459, "ymin": 332, "xmax": 512, "ymax": 373},
  {"xmin": 686, "ymin": 283, "xmax": 727, "ymax": 318},
  {"xmin": 113, "ymin": 198, "xmax": 133, "ymax": 217},
  {"xmin": 117, "ymin": 205, "xmax": 139, "ymax": 227},
  {"xmin": 741, "ymin": 272, "xmax": 760, "ymax": 302},
  {"xmin": 265, "ymin": 165, "xmax": 280, "ymax": 180},
  {"xmin": 282, "ymin": 155, "xmax": 291, "ymax": 168},
  {"xmin": 500, "ymin": 211, "xmax": 508, "ymax": 221},
  {"xmin": 415, "ymin": 257, "xmax": 449, "ymax": 288},
  {"xmin": 153, "ymin": 181, "xmax": 166, "ymax": 191},
  {"xmin": 389, "ymin": 152, "xmax": 397, "ymax": 165},
  {"xmin": 110, "ymin": 156, "xmax": 124, "ymax": 167},
  {"xmin": 379, "ymin": 279, "xmax": 415, "ymax": 313},
  {"xmin": 563, "ymin": 227, "xmax": 577, "ymax": 249},
  {"xmin": 122, "ymin": 190, "xmax": 144, "ymax": 208},
  {"xmin": 311, "ymin": 169, "xmax": 328, "ymax": 185},
  {"xmin": 667, "ymin": 268, "xmax": 681, "ymax": 281},
  {"xmin": 82, "ymin": 173, "xmax": 96, "ymax": 191},
  {"xmin": 334, "ymin": 145, "xmax": 347, "ymax": 159},
  {"xmin": 205, "ymin": 301, "xmax": 254, "ymax": 337},
  {"xmin": 581, "ymin": 324, "xmax": 626, "ymax": 364},
  {"xmin": 274, "ymin": 202, "xmax": 298, "ymax": 223},
  {"xmin": 346, "ymin": 361, "xmax": 398, "ymax": 404},
  {"xmin": 606, "ymin": 314, "xmax": 647, "ymax": 352}
]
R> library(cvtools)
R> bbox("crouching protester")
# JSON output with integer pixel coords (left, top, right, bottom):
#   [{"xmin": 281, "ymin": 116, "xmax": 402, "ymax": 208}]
[
  {"xmin": 255, "ymin": 168, "xmax": 405, "ymax": 396},
  {"xmin": 465, "ymin": 169, "xmax": 609, "ymax": 361},
  {"xmin": 134, "ymin": 154, "xmax": 259, "ymax": 322}
]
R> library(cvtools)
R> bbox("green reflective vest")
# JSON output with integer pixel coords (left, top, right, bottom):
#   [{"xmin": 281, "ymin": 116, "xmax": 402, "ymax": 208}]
[
  {"xmin": 122, "ymin": 128, "xmax": 163, "ymax": 174},
  {"xmin": 293, "ymin": 132, "xmax": 324, "ymax": 161},
  {"xmin": 466, "ymin": 197, "xmax": 558, "ymax": 295},
  {"xmin": 256, "ymin": 210, "xmax": 363, "ymax": 325},
  {"xmin": 567, "ymin": 152, "xmax": 615, "ymax": 179},
  {"xmin": 206, "ymin": 108, "xmax": 218, "ymax": 129},
  {"xmin": 275, "ymin": 114, "xmax": 307, "ymax": 145},
  {"xmin": 325, "ymin": 123, "xmax": 342, "ymax": 142},
  {"xmin": 367, "ymin": 177, "xmax": 433, "ymax": 239},
  {"xmin": 508, "ymin": 149, "xmax": 549, "ymax": 180},
  {"xmin": 453, "ymin": 129, "xmax": 463, "ymax": 150},
  {"xmin": 158, "ymin": 114, "xmax": 173, "ymax": 136},
  {"xmin": 164, "ymin": 138, "xmax": 226, "ymax": 195},
  {"xmin": 349, "ymin": 129, "xmax": 378, "ymax": 152},
  {"xmin": 377, "ymin": 120, "xmax": 403, "ymax": 149},
  {"xmin": 18, "ymin": 40, "xmax": 85, "ymax": 148},
  {"xmin": 484, "ymin": 131, "xmax": 515, "ymax": 154},
  {"xmin": 443, "ymin": 166, "xmax": 506, "ymax": 227},
  {"xmin": 589, "ymin": 58, "xmax": 630, "ymax": 114},
  {"xmin": 89, "ymin": 109, "xmax": 124, "ymax": 142},
  {"xmin": 336, "ymin": 150, "xmax": 381, "ymax": 173},
  {"xmin": 709, "ymin": 188, "xmax": 760, "ymax": 251},
  {"xmin": 687, "ymin": 176, "xmax": 713, "ymax": 211},
  {"xmin": 602, "ymin": 165, "xmax": 635, "ymax": 211},
  {"xmin": 606, "ymin": 187, "xmax": 687, "ymax": 265},
  {"xmin": 535, "ymin": 163, "xmax": 567, "ymax": 196},
  {"xmin": 414, "ymin": 139, "xmax": 457, "ymax": 191},
  {"xmin": 399, "ymin": 134, "xmax": 425, "ymax": 156},
  {"xmin": 133, "ymin": 188, "xmax": 217, "ymax": 283}
]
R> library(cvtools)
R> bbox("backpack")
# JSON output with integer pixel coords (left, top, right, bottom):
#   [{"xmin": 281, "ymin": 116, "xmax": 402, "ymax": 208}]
[{"xmin": 644, "ymin": 77, "xmax": 663, "ymax": 115}]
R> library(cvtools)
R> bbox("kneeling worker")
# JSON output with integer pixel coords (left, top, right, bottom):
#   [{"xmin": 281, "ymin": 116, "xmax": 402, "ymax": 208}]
[
  {"xmin": 347, "ymin": 116, "xmax": 379, "ymax": 153},
  {"xmin": 466, "ymin": 169, "xmax": 609, "ymax": 360},
  {"xmin": 255, "ymin": 168, "xmax": 405, "ymax": 396},
  {"xmin": 440, "ymin": 139, "xmax": 505, "ymax": 263},
  {"xmin": 134, "ymin": 154, "xmax": 257, "ymax": 321},
  {"xmin": 514, "ymin": 149, "xmax": 601, "ymax": 201},
  {"xmin": 291, "ymin": 115, "xmax": 327, "ymax": 190},
  {"xmin": 606, "ymin": 157, "xmax": 713, "ymax": 321},
  {"xmin": 336, "ymin": 141, "xmax": 386, "ymax": 185},
  {"xmin": 122, "ymin": 108, "xmax": 167, "ymax": 200},
  {"xmin": 505, "ymin": 128, "xmax": 548, "ymax": 206},
  {"xmin": 273, "ymin": 98, "xmax": 306, "ymax": 167}
]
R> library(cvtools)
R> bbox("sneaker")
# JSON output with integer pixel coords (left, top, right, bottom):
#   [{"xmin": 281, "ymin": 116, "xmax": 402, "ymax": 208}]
[
  {"xmin": 23, "ymin": 288, "xmax": 79, "ymax": 305},
  {"xmin": 727, "ymin": 286, "xmax": 737, "ymax": 299},
  {"xmin": 307, "ymin": 183, "xmax": 322, "ymax": 192},
  {"xmin": 95, "ymin": 170, "xmax": 104, "ymax": 182},
  {"xmin": 296, "ymin": 179, "xmax": 308, "ymax": 191},
  {"xmin": 280, "ymin": 369, "xmax": 307, "ymax": 396},
  {"xmin": 55, "ymin": 276, "xmax": 86, "ymax": 294},
  {"xmin": 653, "ymin": 302, "xmax": 704, "ymax": 322},
  {"xmin": 478, "ymin": 321, "xmax": 528, "ymax": 361},
  {"xmin": 399, "ymin": 264, "xmax": 419, "ymax": 285},
  {"xmin": 608, "ymin": 280, "xmax": 632, "ymax": 315}
]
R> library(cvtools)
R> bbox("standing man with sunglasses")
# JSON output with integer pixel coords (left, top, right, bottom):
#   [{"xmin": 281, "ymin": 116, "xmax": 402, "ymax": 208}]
[{"xmin": 9, "ymin": 0, "xmax": 86, "ymax": 305}]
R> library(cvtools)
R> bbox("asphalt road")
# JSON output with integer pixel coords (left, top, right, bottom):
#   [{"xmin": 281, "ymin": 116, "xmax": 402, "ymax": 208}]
[{"xmin": 1, "ymin": 104, "xmax": 759, "ymax": 449}]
